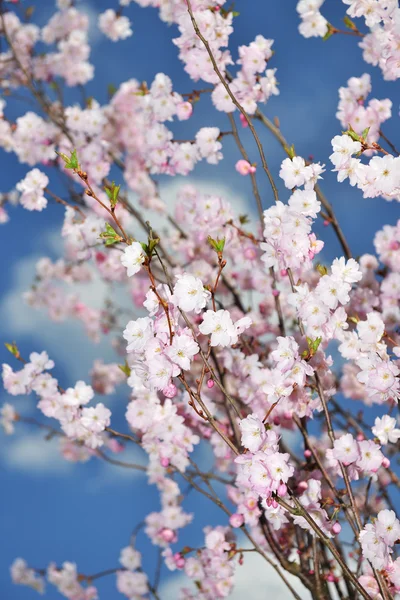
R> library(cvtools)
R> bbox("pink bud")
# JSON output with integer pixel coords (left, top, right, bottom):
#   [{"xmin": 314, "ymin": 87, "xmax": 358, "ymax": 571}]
[
  {"xmin": 277, "ymin": 483, "xmax": 287, "ymax": 497},
  {"xmin": 244, "ymin": 247, "xmax": 257, "ymax": 260},
  {"xmin": 95, "ymin": 251, "xmax": 106, "ymax": 264},
  {"xmin": 280, "ymin": 269, "xmax": 287, "ymax": 277},
  {"xmin": 297, "ymin": 481, "xmax": 308, "ymax": 492},
  {"xmin": 239, "ymin": 113, "xmax": 248, "ymax": 128},
  {"xmin": 229, "ymin": 513, "xmax": 244, "ymax": 528},
  {"xmin": 327, "ymin": 574, "xmax": 335, "ymax": 582},
  {"xmin": 207, "ymin": 379, "xmax": 214, "ymax": 389},
  {"xmin": 107, "ymin": 439, "xmax": 124, "ymax": 454},
  {"xmin": 235, "ymin": 159, "xmax": 256, "ymax": 176},
  {"xmin": 332, "ymin": 522, "xmax": 341, "ymax": 535},
  {"xmin": 382, "ymin": 457, "xmax": 390, "ymax": 468},
  {"xmin": 323, "ymin": 220, "xmax": 330, "ymax": 227},
  {"xmin": 304, "ymin": 449, "xmax": 312, "ymax": 458},
  {"xmin": 160, "ymin": 528, "xmax": 175, "ymax": 543},
  {"xmin": 356, "ymin": 433, "xmax": 365, "ymax": 441},
  {"xmin": 272, "ymin": 289, "xmax": 280, "ymax": 297},
  {"xmin": 271, "ymin": 499, "xmax": 278, "ymax": 509},
  {"xmin": 174, "ymin": 553, "xmax": 185, "ymax": 569},
  {"xmin": 160, "ymin": 457, "xmax": 170, "ymax": 468},
  {"xmin": 163, "ymin": 383, "xmax": 177, "ymax": 398}
]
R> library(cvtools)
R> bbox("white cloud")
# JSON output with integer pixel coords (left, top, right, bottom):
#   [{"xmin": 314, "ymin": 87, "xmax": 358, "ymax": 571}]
[
  {"xmin": 0, "ymin": 248, "xmax": 118, "ymax": 382},
  {"xmin": 161, "ymin": 547, "xmax": 310, "ymax": 599},
  {"xmin": 2, "ymin": 431, "xmax": 72, "ymax": 474}
]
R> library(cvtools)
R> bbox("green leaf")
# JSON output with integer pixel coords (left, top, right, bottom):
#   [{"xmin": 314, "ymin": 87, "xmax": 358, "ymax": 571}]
[
  {"xmin": 107, "ymin": 84, "xmax": 117, "ymax": 98},
  {"xmin": 118, "ymin": 362, "xmax": 131, "ymax": 377},
  {"xmin": 284, "ymin": 144, "xmax": 296, "ymax": 159},
  {"xmin": 4, "ymin": 342, "xmax": 19, "ymax": 357},
  {"xmin": 56, "ymin": 148, "xmax": 80, "ymax": 171},
  {"xmin": 306, "ymin": 336, "xmax": 322, "ymax": 357},
  {"xmin": 322, "ymin": 26, "xmax": 333, "ymax": 41},
  {"xmin": 25, "ymin": 6, "xmax": 35, "ymax": 19},
  {"xmin": 361, "ymin": 126, "xmax": 370, "ymax": 140},
  {"xmin": 343, "ymin": 15, "xmax": 356, "ymax": 30},
  {"xmin": 207, "ymin": 236, "xmax": 225, "ymax": 254},
  {"xmin": 343, "ymin": 125, "xmax": 360, "ymax": 142},
  {"xmin": 104, "ymin": 181, "xmax": 121, "ymax": 209},
  {"xmin": 312, "ymin": 337, "xmax": 322, "ymax": 353},
  {"xmin": 99, "ymin": 222, "xmax": 123, "ymax": 246},
  {"xmin": 148, "ymin": 237, "xmax": 160, "ymax": 256},
  {"xmin": 316, "ymin": 263, "xmax": 328, "ymax": 276},
  {"xmin": 68, "ymin": 149, "xmax": 79, "ymax": 170}
]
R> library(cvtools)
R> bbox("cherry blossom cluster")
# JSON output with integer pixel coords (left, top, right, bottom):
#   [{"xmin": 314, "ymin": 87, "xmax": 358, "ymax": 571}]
[
  {"xmin": 329, "ymin": 74, "xmax": 400, "ymax": 201},
  {"xmin": 125, "ymin": 374, "xmax": 200, "ymax": 472},
  {"xmin": 297, "ymin": 1, "xmax": 400, "ymax": 81},
  {"xmin": 164, "ymin": 527, "xmax": 238, "ymax": 599},
  {"xmin": 2, "ymin": 352, "xmax": 111, "ymax": 450},
  {"xmin": 360, "ymin": 509, "xmax": 400, "ymax": 592},
  {"xmin": 16, "ymin": 168, "xmax": 48, "ymax": 211},
  {"xmin": 11, "ymin": 547, "xmax": 148, "ymax": 600},
  {"xmin": 327, "ymin": 432, "xmax": 386, "ymax": 480},
  {"xmin": 289, "ymin": 256, "xmax": 361, "ymax": 339},
  {"xmin": 296, "ymin": 0, "xmax": 328, "ymax": 38},
  {"xmin": 11, "ymin": 558, "xmax": 99, "ymax": 599},
  {"xmin": 335, "ymin": 74, "xmax": 391, "ymax": 144},
  {"xmin": 116, "ymin": 546, "xmax": 148, "ymax": 599},
  {"xmin": 38, "ymin": 4, "xmax": 93, "ymax": 86},
  {"xmin": 354, "ymin": 1, "xmax": 400, "ymax": 81},
  {"xmin": 235, "ymin": 414, "xmax": 294, "ymax": 501},
  {"xmin": 260, "ymin": 164, "xmax": 324, "ymax": 271},
  {"xmin": 98, "ymin": 9, "xmax": 133, "ymax": 42}
]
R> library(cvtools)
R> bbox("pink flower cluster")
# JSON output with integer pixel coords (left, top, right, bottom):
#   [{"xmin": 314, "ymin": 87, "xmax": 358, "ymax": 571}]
[
  {"xmin": 2, "ymin": 352, "xmax": 111, "ymax": 450},
  {"xmin": 235, "ymin": 414, "xmax": 294, "ymax": 500}
]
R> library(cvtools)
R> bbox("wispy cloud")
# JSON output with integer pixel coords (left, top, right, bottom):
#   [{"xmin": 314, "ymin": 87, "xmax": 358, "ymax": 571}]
[{"xmin": 1, "ymin": 431, "xmax": 72, "ymax": 475}]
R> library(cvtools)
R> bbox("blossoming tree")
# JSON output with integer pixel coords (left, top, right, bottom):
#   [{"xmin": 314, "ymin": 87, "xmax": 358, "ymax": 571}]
[{"xmin": 2, "ymin": 0, "xmax": 400, "ymax": 598}]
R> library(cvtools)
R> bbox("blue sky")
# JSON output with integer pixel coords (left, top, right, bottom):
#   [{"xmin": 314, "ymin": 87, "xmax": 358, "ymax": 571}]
[{"xmin": 1, "ymin": 1, "xmax": 400, "ymax": 598}]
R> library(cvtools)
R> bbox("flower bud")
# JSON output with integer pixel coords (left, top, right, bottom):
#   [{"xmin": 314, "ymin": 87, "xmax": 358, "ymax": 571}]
[
  {"xmin": 332, "ymin": 522, "xmax": 341, "ymax": 535},
  {"xmin": 160, "ymin": 528, "xmax": 175, "ymax": 543},
  {"xmin": 277, "ymin": 483, "xmax": 287, "ymax": 497},
  {"xmin": 229, "ymin": 513, "xmax": 244, "ymax": 528},
  {"xmin": 163, "ymin": 383, "xmax": 177, "ymax": 398}
]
